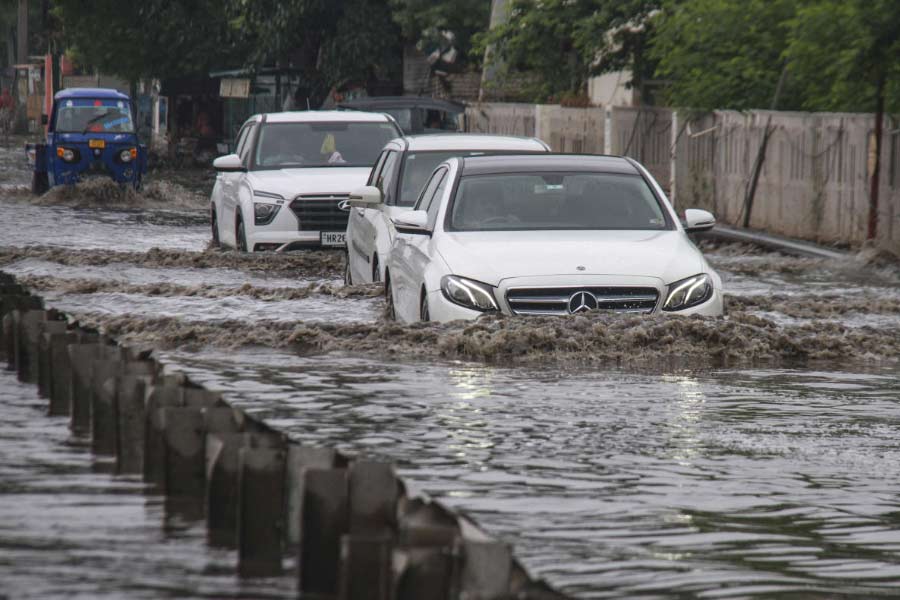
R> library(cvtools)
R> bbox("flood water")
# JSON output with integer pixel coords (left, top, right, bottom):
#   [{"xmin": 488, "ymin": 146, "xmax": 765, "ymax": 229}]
[{"xmin": 2, "ymin": 140, "xmax": 900, "ymax": 598}]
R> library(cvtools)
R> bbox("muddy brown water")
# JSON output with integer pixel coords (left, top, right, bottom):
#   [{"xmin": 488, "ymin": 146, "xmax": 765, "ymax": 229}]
[{"xmin": 2, "ymin": 146, "xmax": 900, "ymax": 598}]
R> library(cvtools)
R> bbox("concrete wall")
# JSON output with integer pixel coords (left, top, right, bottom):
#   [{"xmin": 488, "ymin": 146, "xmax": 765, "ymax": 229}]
[{"xmin": 465, "ymin": 102, "xmax": 900, "ymax": 251}]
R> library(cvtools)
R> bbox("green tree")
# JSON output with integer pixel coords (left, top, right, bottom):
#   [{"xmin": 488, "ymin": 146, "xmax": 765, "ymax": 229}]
[
  {"xmin": 649, "ymin": 0, "xmax": 800, "ymax": 111},
  {"xmin": 389, "ymin": 0, "xmax": 490, "ymax": 62},
  {"xmin": 475, "ymin": 0, "xmax": 660, "ymax": 102},
  {"xmin": 53, "ymin": 0, "xmax": 245, "ymax": 81}
]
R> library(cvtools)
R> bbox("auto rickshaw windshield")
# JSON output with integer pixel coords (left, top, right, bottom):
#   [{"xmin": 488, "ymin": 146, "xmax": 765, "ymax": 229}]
[{"xmin": 55, "ymin": 98, "xmax": 135, "ymax": 134}]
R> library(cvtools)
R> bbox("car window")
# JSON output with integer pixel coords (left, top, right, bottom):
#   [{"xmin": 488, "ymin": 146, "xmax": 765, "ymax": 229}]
[
  {"xmin": 367, "ymin": 151, "xmax": 388, "ymax": 186},
  {"xmin": 413, "ymin": 168, "xmax": 446, "ymax": 214},
  {"xmin": 376, "ymin": 151, "xmax": 400, "ymax": 203},
  {"xmin": 253, "ymin": 121, "xmax": 399, "ymax": 169},
  {"xmin": 234, "ymin": 123, "xmax": 252, "ymax": 157},
  {"xmin": 238, "ymin": 124, "xmax": 256, "ymax": 164},
  {"xmin": 447, "ymin": 172, "xmax": 670, "ymax": 232},
  {"xmin": 398, "ymin": 150, "xmax": 545, "ymax": 207},
  {"xmin": 425, "ymin": 170, "xmax": 448, "ymax": 230}
]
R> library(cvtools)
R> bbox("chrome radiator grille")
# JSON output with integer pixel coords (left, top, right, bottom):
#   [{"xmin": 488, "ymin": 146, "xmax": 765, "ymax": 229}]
[
  {"xmin": 290, "ymin": 194, "xmax": 349, "ymax": 231},
  {"xmin": 506, "ymin": 286, "xmax": 659, "ymax": 315}
]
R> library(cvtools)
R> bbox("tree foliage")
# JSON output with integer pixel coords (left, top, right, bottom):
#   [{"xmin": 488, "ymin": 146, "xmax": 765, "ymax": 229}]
[
  {"xmin": 651, "ymin": 0, "xmax": 900, "ymax": 113},
  {"xmin": 389, "ymin": 0, "xmax": 490, "ymax": 61},
  {"xmin": 53, "ymin": 0, "xmax": 245, "ymax": 81},
  {"xmin": 475, "ymin": 0, "xmax": 660, "ymax": 102}
]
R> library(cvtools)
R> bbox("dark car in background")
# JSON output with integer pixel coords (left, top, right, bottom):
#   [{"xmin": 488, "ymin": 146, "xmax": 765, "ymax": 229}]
[{"xmin": 336, "ymin": 96, "xmax": 465, "ymax": 135}]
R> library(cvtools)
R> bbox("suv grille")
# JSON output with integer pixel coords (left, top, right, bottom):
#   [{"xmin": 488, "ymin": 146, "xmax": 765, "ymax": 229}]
[
  {"xmin": 506, "ymin": 286, "xmax": 659, "ymax": 315},
  {"xmin": 290, "ymin": 194, "xmax": 349, "ymax": 231}
]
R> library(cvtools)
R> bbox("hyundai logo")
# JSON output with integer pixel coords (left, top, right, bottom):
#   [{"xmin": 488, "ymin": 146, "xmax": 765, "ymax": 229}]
[
  {"xmin": 567, "ymin": 291, "xmax": 599, "ymax": 314},
  {"xmin": 337, "ymin": 199, "xmax": 351, "ymax": 212}
]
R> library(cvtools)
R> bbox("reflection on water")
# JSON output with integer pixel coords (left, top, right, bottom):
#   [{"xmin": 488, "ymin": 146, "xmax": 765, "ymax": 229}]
[
  {"xmin": 0, "ymin": 370, "xmax": 294, "ymax": 599},
  {"xmin": 164, "ymin": 349, "xmax": 900, "ymax": 598}
]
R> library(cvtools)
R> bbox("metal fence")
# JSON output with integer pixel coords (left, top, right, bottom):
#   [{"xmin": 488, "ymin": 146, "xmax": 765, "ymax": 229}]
[{"xmin": 465, "ymin": 102, "xmax": 900, "ymax": 250}]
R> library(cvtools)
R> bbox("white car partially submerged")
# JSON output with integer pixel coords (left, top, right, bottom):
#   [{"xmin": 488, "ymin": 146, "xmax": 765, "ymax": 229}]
[
  {"xmin": 383, "ymin": 154, "xmax": 724, "ymax": 322},
  {"xmin": 210, "ymin": 111, "xmax": 401, "ymax": 252},
  {"xmin": 345, "ymin": 134, "xmax": 549, "ymax": 284}
]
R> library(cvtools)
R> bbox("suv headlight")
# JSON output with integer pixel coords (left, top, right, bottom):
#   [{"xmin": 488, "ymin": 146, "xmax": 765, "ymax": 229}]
[
  {"xmin": 663, "ymin": 273, "xmax": 713, "ymax": 311},
  {"xmin": 254, "ymin": 202, "xmax": 281, "ymax": 225},
  {"xmin": 441, "ymin": 275, "xmax": 498, "ymax": 312}
]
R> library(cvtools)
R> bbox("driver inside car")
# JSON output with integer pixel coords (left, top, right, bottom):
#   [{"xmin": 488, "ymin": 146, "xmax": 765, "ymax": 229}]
[{"xmin": 320, "ymin": 133, "xmax": 346, "ymax": 164}]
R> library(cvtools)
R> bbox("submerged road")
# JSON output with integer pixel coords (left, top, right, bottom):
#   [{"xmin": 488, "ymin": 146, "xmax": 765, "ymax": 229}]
[{"xmin": 2, "ymin": 139, "xmax": 900, "ymax": 598}]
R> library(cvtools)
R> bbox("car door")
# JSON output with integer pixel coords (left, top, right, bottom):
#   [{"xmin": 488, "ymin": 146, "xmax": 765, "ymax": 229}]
[
  {"xmin": 348, "ymin": 150, "xmax": 387, "ymax": 282},
  {"xmin": 354, "ymin": 150, "xmax": 399, "ymax": 282},
  {"xmin": 392, "ymin": 167, "xmax": 447, "ymax": 321},
  {"xmin": 221, "ymin": 122, "xmax": 254, "ymax": 246}
]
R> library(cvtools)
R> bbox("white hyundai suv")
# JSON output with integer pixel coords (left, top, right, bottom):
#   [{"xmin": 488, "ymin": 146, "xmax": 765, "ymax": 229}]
[
  {"xmin": 344, "ymin": 134, "xmax": 549, "ymax": 284},
  {"xmin": 210, "ymin": 111, "xmax": 401, "ymax": 252}
]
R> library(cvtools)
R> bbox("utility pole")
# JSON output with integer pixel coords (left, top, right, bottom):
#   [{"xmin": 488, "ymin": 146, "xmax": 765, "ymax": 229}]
[
  {"xmin": 17, "ymin": 0, "xmax": 28, "ymax": 65},
  {"xmin": 867, "ymin": 73, "xmax": 885, "ymax": 241},
  {"xmin": 479, "ymin": 0, "xmax": 508, "ymax": 102}
]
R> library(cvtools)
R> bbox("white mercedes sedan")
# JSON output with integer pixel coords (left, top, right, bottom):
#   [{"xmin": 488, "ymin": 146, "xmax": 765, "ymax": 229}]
[
  {"xmin": 345, "ymin": 134, "xmax": 549, "ymax": 284},
  {"xmin": 383, "ymin": 154, "xmax": 724, "ymax": 322},
  {"xmin": 210, "ymin": 111, "xmax": 401, "ymax": 252}
]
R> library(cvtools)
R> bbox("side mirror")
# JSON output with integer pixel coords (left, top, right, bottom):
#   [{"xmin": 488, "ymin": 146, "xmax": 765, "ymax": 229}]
[
  {"xmin": 392, "ymin": 210, "xmax": 430, "ymax": 235},
  {"xmin": 348, "ymin": 185, "xmax": 383, "ymax": 208},
  {"xmin": 683, "ymin": 208, "xmax": 716, "ymax": 233},
  {"xmin": 212, "ymin": 153, "xmax": 245, "ymax": 172}
]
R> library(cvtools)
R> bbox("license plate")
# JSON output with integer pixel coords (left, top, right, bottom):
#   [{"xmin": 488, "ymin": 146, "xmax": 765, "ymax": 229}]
[
  {"xmin": 320, "ymin": 231, "xmax": 346, "ymax": 247},
  {"xmin": 88, "ymin": 139, "xmax": 105, "ymax": 149}
]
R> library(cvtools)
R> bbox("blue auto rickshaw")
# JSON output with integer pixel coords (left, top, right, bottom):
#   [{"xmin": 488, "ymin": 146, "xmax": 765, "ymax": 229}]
[{"xmin": 27, "ymin": 87, "xmax": 147, "ymax": 194}]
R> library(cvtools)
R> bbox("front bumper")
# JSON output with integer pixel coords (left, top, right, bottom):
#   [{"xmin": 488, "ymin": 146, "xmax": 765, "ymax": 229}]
[
  {"xmin": 246, "ymin": 205, "xmax": 346, "ymax": 251},
  {"xmin": 424, "ymin": 274, "xmax": 724, "ymax": 323}
]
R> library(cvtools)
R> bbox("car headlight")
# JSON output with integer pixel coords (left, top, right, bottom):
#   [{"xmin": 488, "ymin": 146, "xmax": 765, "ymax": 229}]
[
  {"xmin": 254, "ymin": 202, "xmax": 281, "ymax": 225},
  {"xmin": 441, "ymin": 275, "xmax": 498, "ymax": 312},
  {"xmin": 119, "ymin": 148, "xmax": 137, "ymax": 163},
  {"xmin": 663, "ymin": 273, "xmax": 713, "ymax": 311}
]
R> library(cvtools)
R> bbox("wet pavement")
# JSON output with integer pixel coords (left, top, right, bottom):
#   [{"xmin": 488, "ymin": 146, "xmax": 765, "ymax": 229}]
[{"xmin": 2, "ymin": 139, "xmax": 900, "ymax": 598}]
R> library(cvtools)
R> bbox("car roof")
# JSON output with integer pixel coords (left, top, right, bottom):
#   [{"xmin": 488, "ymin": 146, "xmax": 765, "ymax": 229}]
[
  {"xmin": 262, "ymin": 110, "xmax": 395, "ymax": 124},
  {"xmin": 458, "ymin": 154, "xmax": 639, "ymax": 176},
  {"xmin": 337, "ymin": 96, "xmax": 465, "ymax": 113},
  {"xmin": 400, "ymin": 134, "xmax": 548, "ymax": 152},
  {"xmin": 55, "ymin": 87, "xmax": 130, "ymax": 101}
]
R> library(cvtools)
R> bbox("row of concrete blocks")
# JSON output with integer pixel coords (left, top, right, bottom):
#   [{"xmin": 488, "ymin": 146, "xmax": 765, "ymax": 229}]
[{"xmin": 0, "ymin": 271, "xmax": 567, "ymax": 600}]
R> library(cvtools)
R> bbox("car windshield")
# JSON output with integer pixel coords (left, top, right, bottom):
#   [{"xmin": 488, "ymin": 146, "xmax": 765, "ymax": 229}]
[
  {"xmin": 448, "ymin": 172, "xmax": 670, "ymax": 231},
  {"xmin": 254, "ymin": 121, "xmax": 399, "ymax": 169},
  {"xmin": 55, "ymin": 98, "xmax": 135, "ymax": 134},
  {"xmin": 399, "ymin": 150, "xmax": 542, "ymax": 206}
]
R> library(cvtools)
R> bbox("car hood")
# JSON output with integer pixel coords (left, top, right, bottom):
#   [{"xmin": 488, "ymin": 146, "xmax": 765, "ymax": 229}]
[
  {"xmin": 248, "ymin": 167, "xmax": 371, "ymax": 197},
  {"xmin": 437, "ymin": 230, "xmax": 706, "ymax": 285}
]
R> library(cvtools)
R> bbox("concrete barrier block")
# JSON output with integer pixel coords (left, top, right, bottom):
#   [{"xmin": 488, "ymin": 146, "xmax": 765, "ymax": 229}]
[
  {"xmin": 460, "ymin": 541, "xmax": 512, "ymax": 599},
  {"xmin": 1, "ymin": 296, "xmax": 42, "ymax": 365},
  {"xmin": 67, "ymin": 342, "xmax": 106, "ymax": 435},
  {"xmin": 285, "ymin": 445, "xmax": 337, "ymax": 548},
  {"xmin": 161, "ymin": 407, "xmax": 206, "ymax": 498},
  {"xmin": 348, "ymin": 460, "xmax": 399, "ymax": 537},
  {"xmin": 395, "ymin": 545, "xmax": 458, "ymax": 600},
  {"xmin": 300, "ymin": 468, "xmax": 349, "ymax": 594},
  {"xmin": 338, "ymin": 534, "xmax": 394, "ymax": 600},
  {"xmin": 15, "ymin": 309, "xmax": 48, "ymax": 383},
  {"xmin": 47, "ymin": 331, "xmax": 79, "ymax": 416},
  {"xmin": 37, "ymin": 321, "xmax": 67, "ymax": 398},
  {"xmin": 91, "ymin": 359, "xmax": 123, "ymax": 455},
  {"xmin": 116, "ymin": 373, "xmax": 152, "ymax": 474},
  {"xmin": 398, "ymin": 498, "xmax": 460, "ymax": 548},
  {"xmin": 206, "ymin": 431, "xmax": 285, "ymax": 546},
  {"xmin": 143, "ymin": 383, "xmax": 184, "ymax": 488},
  {"xmin": 238, "ymin": 446, "xmax": 286, "ymax": 577}
]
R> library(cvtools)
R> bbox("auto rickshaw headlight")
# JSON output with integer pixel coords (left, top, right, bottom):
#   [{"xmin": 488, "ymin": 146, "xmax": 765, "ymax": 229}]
[
  {"xmin": 119, "ymin": 148, "xmax": 136, "ymax": 163},
  {"xmin": 57, "ymin": 147, "xmax": 79, "ymax": 162}
]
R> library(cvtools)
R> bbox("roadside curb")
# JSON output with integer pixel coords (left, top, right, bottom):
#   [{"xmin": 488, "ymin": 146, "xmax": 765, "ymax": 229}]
[
  {"xmin": 0, "ymin": 270, "xmax": 570, "ymax": 600},
  {"xmin": 701, "ymin": 225, "xmax": 849, "ymax": 260}
]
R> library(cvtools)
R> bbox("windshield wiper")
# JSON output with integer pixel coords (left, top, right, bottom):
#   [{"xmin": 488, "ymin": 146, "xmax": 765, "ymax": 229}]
[{"xmin": 82, "ymin": 111, "xmax": 114, "ymax": 134}]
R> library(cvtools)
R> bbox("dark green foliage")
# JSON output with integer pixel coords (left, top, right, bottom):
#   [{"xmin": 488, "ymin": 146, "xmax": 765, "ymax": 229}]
[{"xmin": 389, "ymin": 0, "xmax": 490, "ymax": 61}]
